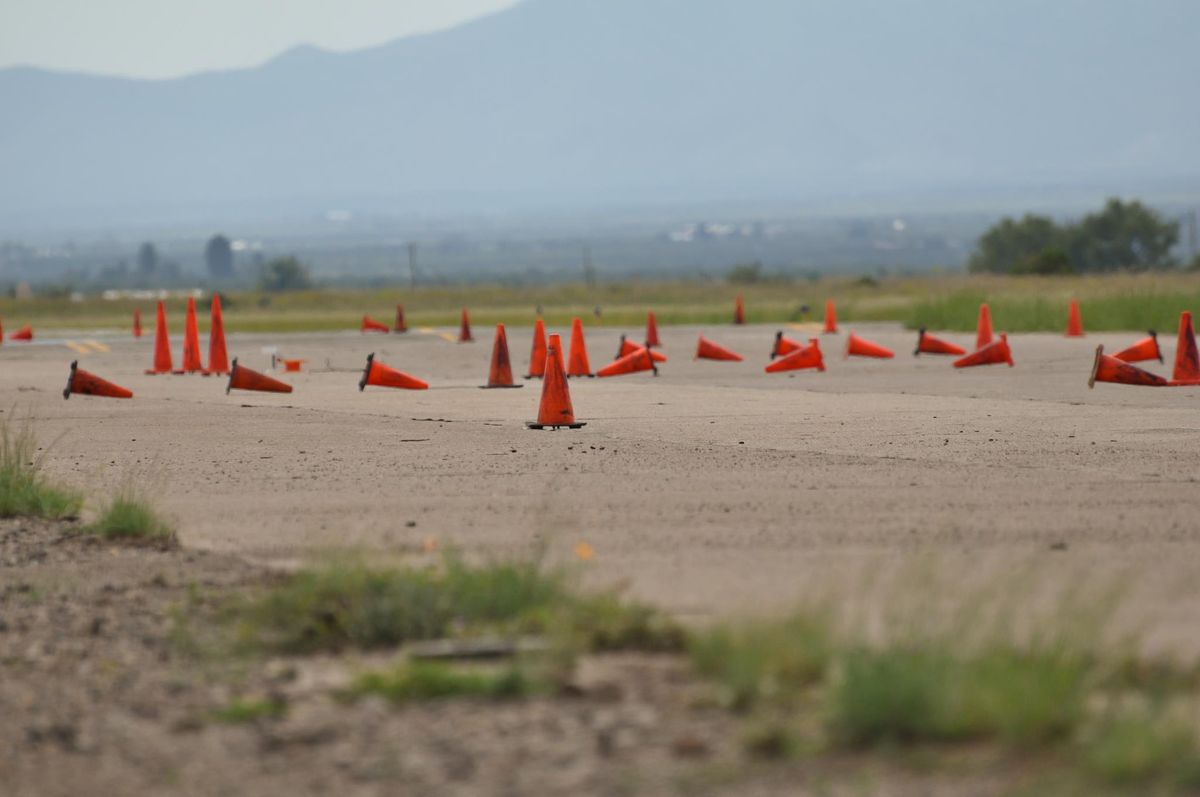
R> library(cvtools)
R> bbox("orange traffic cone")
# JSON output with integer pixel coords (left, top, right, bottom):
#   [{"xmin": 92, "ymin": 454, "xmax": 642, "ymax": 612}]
[
  {"xmin": 207, "ymin": 293, "xmax": 230, "ymax": 375},
  {"xmin": 845, "ymin": 332, "xmax": 894, "ymax": 359},
  {"xmin": 458, "ymin": 308, "xmax": 473, "ymax": 342},
  {"xmin": 394, "ymin": 305, "xmax": 408, "ymax": 333},
  {"xmin": 278, "ymin": 358, "xmax": 307, "ymax": 373},
  {"xmin": 771, "ymin": 331, "xmax": 803, "ymax": 359},
  {"xmin": 766, "ymin": 339, "xmax": 825, "ymax": 373},
  {"xmin": 567, "ymin": 317, "xmax": 593, "ymax": 377},
  {"xmin": 481, "ymin": 324, "xmax": 523, "ymax": 389},
  {"xmin": 914, "ymin": 327, "xmax": 967, "ymax": 356},
  {"xmin": 975, "ymin": 304, "xmax": 994, "ymax": 351},
  {"xmin": 0, "ymin": 317, "xmax": 4, "ymax": 344},
  {"xmin": 227, "ymin": 358, "xmax": 293, "ymax": 394},
  {"xmin": 362, "ymin": 315, "xmax": 390, "ymax": 333},
  {"xmin": 527, "ymin": 334, "xmax": 584, "ymax": 429},
  {"xmin": 1089, "ymin": 345, "xmax": 1167, "ymax": 388},
  {"xmin": 597, "ymin": 345, "xmax": 657, "ymax": 377},
  {"xmin": 145, "ymin": 301, "xmax": 173, "ymax": 374},
  {"xmin": 63, "ymin": 360, "xmax": 133, "ymax": 400},
  {"xmin": 175, "ymin": 296, "xmax": 204, "ymax": 373},
  {"xmin": 1112, "ymin": 331, "xmax": 1162, "ymax": 364},
  {"xmin": 646, "ymin": 312, "xmax": 661, "ymax": 347},
  {"xmin": 733, "ymin": 295, "xmax": 746, "ymax": 325},
  {"xmin": 358, "ymin": 353, "xmax": 428, "ymax": 391},
  {"xmin": 1171, "ymin": 311, "xmax": 1200, "ymax": 385},
  {"xmin": 133, "ymin": 309, "xmax": 143, "ymax": 339},
  {"xmin": 823, "ymin": 300, "xmax": 838, "ymax": 334},
  {"xmin": 1066, "ymin": 300, "xmax": 1085, "ymax": 337},
  {"xmin": 525, "ymin": 318, "xmax": 547, "ymax": 379},
  {"xmin": 616, "ymin": 335, "xmax": 667, "ymax": 363},
  {"xmin": 954, "ymin": 333, "xmax": 1013, "ymax": 368},
  {"xmin": 695, "ymin": 335, "xmax": 743, "ymax": 361},
  {"xmin": 9, "ymin": 325, "xmax": 33, "ymax": 341}
]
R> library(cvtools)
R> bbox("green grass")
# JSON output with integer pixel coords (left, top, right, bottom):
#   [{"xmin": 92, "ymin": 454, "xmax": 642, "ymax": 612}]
[
  {"xmin": 0, "ymin": 414, "xmax": 82, "ymax": 520},
  {"xmin": 211, "ymin": 697, "xmax": 287, "ymax": 723},
  {"xmin": 347, "ymin": 661, "xmax": 536, "ymax": 703},
  {"xmin": 87, "ymin": 487, "xmax": 175, "ymax": 543}
]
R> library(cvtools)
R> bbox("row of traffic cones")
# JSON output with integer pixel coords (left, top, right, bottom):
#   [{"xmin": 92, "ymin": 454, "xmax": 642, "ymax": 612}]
[
  {"xmin": 1090, "ymin": 311, "xmax": 1200, "ymax": 388},
  {"xmin": 144, "ymin": 297, "xmax": 229, "ymax": 375}
]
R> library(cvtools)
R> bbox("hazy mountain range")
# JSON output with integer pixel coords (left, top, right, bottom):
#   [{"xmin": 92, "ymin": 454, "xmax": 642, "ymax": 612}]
[{"xmin": 2, "ymin": 0, "xmax": 1198, "ymax": 230}]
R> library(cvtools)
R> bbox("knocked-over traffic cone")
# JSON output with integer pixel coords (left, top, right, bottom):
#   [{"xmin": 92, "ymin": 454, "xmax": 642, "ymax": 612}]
[
  {"xmin": 733, "ymin": 295, "xmax": 746, "ymax": 325},
  {"xmin": 695, "ymin": 335, "xmax": 743, "ymax": 362},
  {"xmin": 145, "ymin": 301, "xmax": 172, "ymax": 374},
  {"xmin": 527, "ymin": 333, "xmax": 584, "ymax": 429},
  {"xmin": 227, "ymin": 358, "xmax": 293, "ymax": 394},
  {"xmin": 362, "ymin": 315, "xmax": 390, "ymax": 333},
  {"xmin": 133, "ymin": 309, "xmax": 143, "ymax": 338},
  {"xmin": 845, "ymin": 332, "xmax": 894, "ymax": 359},
  {"xmin": 63, "ymin": 360, "xmax": 132, "ymax": 400},
  {"xmin": 766, "ymin": 339, "xmax": 825, "ymax": 373},
  {"xmin": 975, "ymin": 304, "xmax": 994, "ymax": 350},
  {"xmin": 597, "ymin": 345, "xmax": 657, "ymax": 378},
  {"xmin": 567, "ymin": 317, "xmax": 593, "ymax": 377},
  {"xmin": 823, "ymin": 300, "xmax": 838, "ymax": 334},
  {"xmin": 458, "ymin": 308, "xmax": 473, "ymax": 342},
  {"xmin": 175, "ymin": 296, "xmax": 204, "ymax": 373},
  {"xmin": 1089, "ymin": 345, "xmax": 1167, "ymax": 388},
  {"xmin": 771, "ymin": 332, "xmax": 803, "ymax": 359},
  {"xmin": 525, "ymin": 318, "xmax": 547, "ymax": 379},
  {"xmin": 207, "ymin": 293, "xmax": 230, "ymax": 375},
  {"xmin": 914, "ymin": 327, "xmax": 967, "ymax": 356},
  {"xmin": 646, "ymin": 312, "xmax": 661, "ymax": 347},
  {"xmin": 616, "ymin": 335, "xmax": 667, "ymax": 363},
  {"xmin": 1171, "ymin": 311, "xmax": 1200, "ymax": 385},
  {"xmin": 1113, "ymin": 331, "xmax": 1162, "ymax": 364},
  {"xmin": 394, "ymin": 305, "xmax": 408, "ymax": 333},
  {"xmin": 9, "ymin": 325, "xmax": 32, "ymax": 341},
  {"xmin": 278, "ymin": 358, "xmax": 307, "ymax": 373},
  {"xmin": 481, "ymin": 324, "xmax": 523, "ymax": 388},
  {"xmin": 1066, "ymin": 300, "xmax": 1085, "ymax": 337},
  {"xmin": 358, "ymin": 352, "xmax": 428, "ymax": 391},
  {"xmin": 954, "ymin": 333, "xmax": 1013, "ymax": 368}
]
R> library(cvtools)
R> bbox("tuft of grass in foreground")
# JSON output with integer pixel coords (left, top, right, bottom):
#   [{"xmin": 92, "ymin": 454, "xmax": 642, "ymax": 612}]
[
  {"xmin": 87, "ymin": 487, "xmax": 175, "ymax": 543},
  {"xmin": 348, "ymin": 661, "xmax": 536, "ymax": 703},
  {"xmin": 0, "ymin": 414, "xmax": 81, "ymax": 520},
  {"xmin": 211, "ymin": 697, "xmax": 287, "ymax": 724}
]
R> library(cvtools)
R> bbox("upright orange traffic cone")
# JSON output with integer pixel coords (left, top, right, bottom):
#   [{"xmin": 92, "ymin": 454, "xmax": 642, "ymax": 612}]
[
  {"xmin": 766, "ymin": 339, "xmax": 825, "ymax": 373},
  {"xmin": 597, "ymin": 345, "xmax": 657, "ymax": 378},
  {"xmin": 695, "ymin": 335, "xmax": 743, "ymax": 361},
  {"xmin": 9, "ymin": 325, "xmax": 32, "ymax": 341},
  {"xmin": 1112, "ymin": 331, "xmax": 1162, "ymax": 364},
  {"xmin": 914, "ymin": 328, "xmax": 967, "ymax": 356},
  {"xmin": 207, "ymin": 293, "xmax": 230, "ymax": 375},
  {"xmin": 63, "ymin": 360, "xmax": 132, "ymax": 400},
  {"xmin": 0, "ymin": 318, "xmax": 4, "ymax": 344},
  {"xmin": 176, "ymin": 296, "xmax": 204, "ymax": 373},
  {"xmin": 527, "ymin": 334, "xmax": 584, "ymax": 429},
  {"xmin": 394, "ymin": 305, "xmax": 408, "ymax": 333},
  {"xmin": 525, "ymin": 318, "xmax": 547, "ymax": 379},
  {"xmin": 954, "ymin": 333, "xmax": 1013, "ymax": 368},
  {"xmin": 567, "ymin": 318, "xmax": 593, "ymax": 377},
  {"xmin": 145, "ymin": 301, "xmax": 173, "ymax": 374},
  {"xmin": 458, "ymin": 308, "xmax": 473, "ymax": 342},
  {"xmin": 1172, "ymin": 311, "xmax": 1200, "ymax": 385},
  {"xmin": 845, "ymin": 332, "xmax": 894, "ymax": 359},
  {"xmin": 481, "ymin": 324, "xmax": 523, "ymax": 389},
  {"xmin": 1089, "ymin": 345, "xmax": 1167, "ymax": 388},
  {"xmin": 227, "ymin": 358, "xmax": 293, "ymax": 394},
  {"xmin": 823, "ymin": 300, "xmax": 838, "ymax": 334},
  {"xmin": 771, "ymin": 332, "xmax": 803, "ymax": 359},
  {"xmin": 1066, "ymin": 300, "xmax": 1085, "ymax": 337},
  {"xmin": 358, "ymin": 352, "xmax": 429, "ymax": 391},
  {"xmin": 646, "ymin": 312, "xmax": 661, "ymax": 347},
  {"xmin": 133, "ymin": 309, "xmax": 143, "ymax": 338},
  {"xmin": 616, "ymin": 335, "xmax": 667, "ymax": 363},
  {"xmin": 362, "ymin": 315, "xmax": 390, "ymax": 333},
  {"xmin": 975, "ymin": 304, "xmax": 994, "ymax": 351},
  {"xmin": 733, "ymin": 295, "xmax": 746, "ymax": 325}
]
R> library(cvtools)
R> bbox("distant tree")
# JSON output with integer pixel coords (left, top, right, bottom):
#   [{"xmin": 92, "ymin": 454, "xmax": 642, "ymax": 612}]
[
  {"xmin": 258, "ymin": 256, "xmax": 313, "ymax": 292},
  {"xmin": 136, "ymin": 242, "xmax": 159, "ymax": 276},
  {"xmin": 1012, "ymin": 246, "xmax": 1074, "ymax": 275},
  {"xmin": 1067, "ymin": 198, "xmax": 1179, "ymax": 272},
  {"xmin": 727, "ymin": 261, "xmax": 763, "ymax": 284},
  {"xmin": 968, "ymin": 214, "xmax": 1065, "ymax": 274},
  {"xmin": 205, "ymin": 234, "xmax": 234, "ymax": 279}
]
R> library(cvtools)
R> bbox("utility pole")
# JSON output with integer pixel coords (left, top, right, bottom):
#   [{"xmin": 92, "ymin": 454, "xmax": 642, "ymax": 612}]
[{"xmin": 407, "ymin": 242, "xmax": 418, "ymax": 289}]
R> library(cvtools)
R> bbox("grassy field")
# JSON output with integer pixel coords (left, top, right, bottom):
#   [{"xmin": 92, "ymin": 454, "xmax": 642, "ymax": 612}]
[{"xmin": 2, "ymin": 272, "xmax": 1198, "ymax": 334}]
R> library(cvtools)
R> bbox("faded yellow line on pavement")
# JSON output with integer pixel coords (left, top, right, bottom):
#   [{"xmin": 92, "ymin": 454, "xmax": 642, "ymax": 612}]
[
  {"xmin": 416, "ymin": 326, "xmax": 458, "ymax": 343},
  {"xmin": 64, "ymin": 341, "xmax": 91, "ymax": 354},
  {"xmin": 84, "ymin": 340, "xmax": 110, "ymax": 352}
]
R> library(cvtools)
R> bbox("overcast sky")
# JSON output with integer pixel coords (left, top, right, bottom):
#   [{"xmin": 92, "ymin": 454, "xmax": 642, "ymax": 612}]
[{"xmin": 0, "ymin": 0, "xmax": 520, "ymax": 79}]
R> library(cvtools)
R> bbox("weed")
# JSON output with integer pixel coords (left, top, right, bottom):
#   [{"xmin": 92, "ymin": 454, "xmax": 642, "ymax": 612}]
[
  {"xmin": 87, "ymin": 487, "xmax": 175, "ymax": 543},
  {"xmin": 348, "ymin": 661, "xmax": 535, "ymax": 703},
  {"xmin": 0, "ymin": 413, "xmax": 81, "ymax": 519}
]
